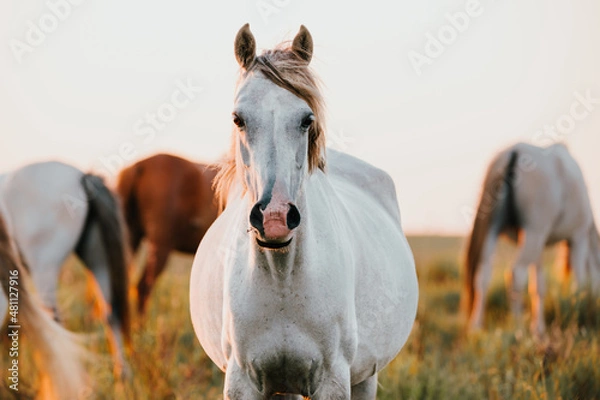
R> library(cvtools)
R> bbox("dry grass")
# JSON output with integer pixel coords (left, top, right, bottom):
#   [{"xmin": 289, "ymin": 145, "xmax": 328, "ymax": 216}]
[{"xmin": 2, "ymin": 236, "xmax": 599, "ymax": 399}]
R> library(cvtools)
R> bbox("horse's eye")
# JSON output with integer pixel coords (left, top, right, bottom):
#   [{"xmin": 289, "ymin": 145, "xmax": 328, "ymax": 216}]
[
  {"xmin": 300, "ymin": 114, "xmax": 314, "ymax": 131},
  {"xmin": 233, "ymin": 114, "xmax": 245, "ymax": 128}
]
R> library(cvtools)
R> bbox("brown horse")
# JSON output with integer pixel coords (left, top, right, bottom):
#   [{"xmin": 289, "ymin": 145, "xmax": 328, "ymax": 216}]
[{"xmin": 116, "ymin": 154, "xmax": 219, "ymax": 313}]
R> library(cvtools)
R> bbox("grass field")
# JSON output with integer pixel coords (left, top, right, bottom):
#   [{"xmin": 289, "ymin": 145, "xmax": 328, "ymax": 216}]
[{"xmin": 3, "ymin": 235, "xmax": 600, "ymax": 399}]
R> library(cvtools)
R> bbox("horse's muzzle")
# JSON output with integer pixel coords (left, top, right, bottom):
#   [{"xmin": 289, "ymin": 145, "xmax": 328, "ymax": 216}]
[{"xmin": 250, "ymin": 201, "xmax": 300, "ymax": 247}]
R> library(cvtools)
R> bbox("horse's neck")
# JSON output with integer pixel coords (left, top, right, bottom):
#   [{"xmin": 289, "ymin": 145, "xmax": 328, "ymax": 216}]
[{"xmin": 257, "ymin": 242, "xmax": 302, "ymax": 281}]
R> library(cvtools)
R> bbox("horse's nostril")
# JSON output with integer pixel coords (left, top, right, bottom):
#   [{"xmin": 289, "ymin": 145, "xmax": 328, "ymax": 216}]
[
  {"xmin": 287, "ymin": 204, "xmax": 301, "ymax": 230},
  {"xmin": 249, "ymin": 203, "xmax": 264, "ymax": 231}
]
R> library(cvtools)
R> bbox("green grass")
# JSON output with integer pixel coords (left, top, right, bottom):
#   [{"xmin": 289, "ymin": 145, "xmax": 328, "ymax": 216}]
[
  {"xmin": 378, "ymin": 236, "xmax": 600, "ymax": 400},
  {"xmin": 3, "ymin": 236, "xmax": 599, "ymax": 399}
]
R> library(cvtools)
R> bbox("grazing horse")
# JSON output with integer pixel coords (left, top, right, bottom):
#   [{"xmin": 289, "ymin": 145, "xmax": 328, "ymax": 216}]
[
  {"xmin": 0, "ymin": 213, "xmax": 88, "ymax": 400},
  {"xmin": 116, "ymin": 153, "xmax": 219, "ymax": 313},
  {"xmin": 189, "ymin": 24, "xmax": 418, "ymax": 399},
  {"xmin": 0, "ymin": 161, "xmax": 130, "ymax": 376},
  {"xmin": 465, "ymin": 142, "xmax": 600, "ymax": 334}
]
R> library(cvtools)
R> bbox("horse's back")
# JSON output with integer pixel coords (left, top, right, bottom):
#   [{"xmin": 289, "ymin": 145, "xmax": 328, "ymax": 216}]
[
  {"xmin": 3, "ymin": 160, "xmax": 84, "ymax": 198},
  {"xmin": 123, "ymin": 154, "xmax": 200, "ymax": 207},
  {"xmin": 502, "ymin": 143, "xmax": 593, "ymax": 241},
  {"xmin": 0, "ymin": 161, "xmax": 88, "ymax": 289},
  {"xmin": 119, "ymin": 154, "xmax": 218, "ymax": 252},
  {"xmin": 510, "ymin": 142, "xmax": 584, "ymax": 185},
  {"xmin": 510, "ymin": 143, "xmax": 564, "ymax": 208},
  {"xmin": 1, "ymin": 161, "xmax": 87, "ymax": 237},
  {"xmin": 326, "ymin": 148, "xmax": 401, "ymax": 223}
]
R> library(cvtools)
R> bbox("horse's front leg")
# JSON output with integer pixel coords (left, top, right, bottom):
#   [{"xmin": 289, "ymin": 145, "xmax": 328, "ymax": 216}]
[
  {"xmin": 569, "ymin": 232, "xmax": 591, "ymax": 291},
  {"xmin": 224, "ymin": 361, "xmax": 263, "ymax": 400},
  {"xmin": 312, "ymin": 364, "xmax": 351, "ymax": 400},
  {"xmin": 506, "ymin": 230, "xmax": 546, "ymax": 334},
  {"xmin": 351, "ymin": 374, "xmax": 378, "ymax": 400},
  {"xmin": 528, "ymin": 258, "xmax": 546, "ymax": 336}
]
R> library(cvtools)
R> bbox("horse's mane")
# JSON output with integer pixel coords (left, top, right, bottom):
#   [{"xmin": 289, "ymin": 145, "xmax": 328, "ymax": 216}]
[{"xmin": 214, "ymin": 44, "xmax": 326, "ymax": 206}]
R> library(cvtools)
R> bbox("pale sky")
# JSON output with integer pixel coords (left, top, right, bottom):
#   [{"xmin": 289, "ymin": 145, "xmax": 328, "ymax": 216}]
[{"xmin": 1, "ymin": 0, "xmax": 599, "ymax": 234}]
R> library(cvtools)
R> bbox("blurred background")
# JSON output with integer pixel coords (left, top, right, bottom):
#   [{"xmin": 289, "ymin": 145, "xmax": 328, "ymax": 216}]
[
  {"xmin": 3, "ymin": 2, "xmax": 600, "ymax": 399},
  {"xmin": 1, "ymin": 0, "xmax": 599, "ymax": 234}
]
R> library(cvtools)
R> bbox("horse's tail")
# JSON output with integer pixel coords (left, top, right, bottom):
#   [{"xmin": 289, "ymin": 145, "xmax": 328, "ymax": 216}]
[
  {"xmin": 464, "ymin": 149, "xmax": 519, "ymax": 317},
  {"xmin": 80, "ymin": 173, "xmax": 131, "ymax": 342},
  {"xmin": 0, "ymin": 219, "xmax": 88, "ymax": 399}
]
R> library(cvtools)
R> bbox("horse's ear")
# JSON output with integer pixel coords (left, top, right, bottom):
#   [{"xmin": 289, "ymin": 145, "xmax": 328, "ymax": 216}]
[
  {"xmin": 292, "ymin": 25, "xmax": 313, "ymax": 64},
  {"xmin": 234, "ymin": 23, "xmax": 256, "ymax": 69}
]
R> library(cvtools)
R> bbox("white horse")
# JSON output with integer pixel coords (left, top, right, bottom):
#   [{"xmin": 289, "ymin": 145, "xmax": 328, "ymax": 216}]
[
  {"xmin": 465, "ymin": 142, "xmax": 600, "ymax": 334},
  {"xmin": 189, "ymin": 24, "xmax": 418, "ymax": 399},
  {"xmin": 1, "ymin": 213, "xmax": 88, "ymax": 400},
  {"xmin": 0, "ymin": 161, "xmax": 131, "ymax": 376}
]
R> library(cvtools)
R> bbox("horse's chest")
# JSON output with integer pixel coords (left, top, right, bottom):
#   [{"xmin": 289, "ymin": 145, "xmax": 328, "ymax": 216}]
[
  {"xmin": 246, "ymin": 348, "xmax": 323, "ymax": 396},
  {"xmin": 227, "ymin": 306, "xmax": 335, "ymax": 397},
  {"xmin": 229, "ymin": 285, "xmax": 343, "ymax": 342},
  {"xmin": 225, "ymin": 276, "xmax": 354, "ymax": 373}
]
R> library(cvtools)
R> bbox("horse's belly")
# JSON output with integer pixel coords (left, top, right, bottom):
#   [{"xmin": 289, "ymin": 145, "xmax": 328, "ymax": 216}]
[
  {"xmin": 547, "ymin": 212, "xmax": 591, "ymax": 244},
  {"xmin": 351, "ymin": 235, "xmax": 419, "ymax": 383}
]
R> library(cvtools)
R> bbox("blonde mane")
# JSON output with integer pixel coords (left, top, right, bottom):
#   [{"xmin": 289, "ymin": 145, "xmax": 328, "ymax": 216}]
[{"xmin": 214, "ymin": 44, "xmax": 326, "ymax": 207}]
